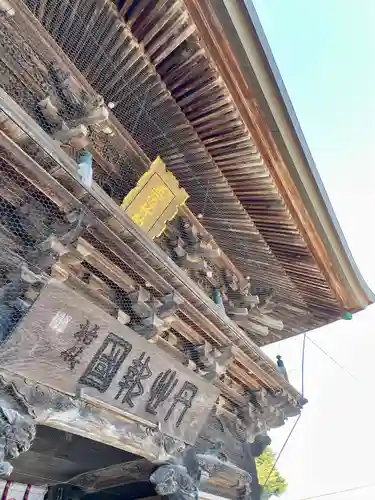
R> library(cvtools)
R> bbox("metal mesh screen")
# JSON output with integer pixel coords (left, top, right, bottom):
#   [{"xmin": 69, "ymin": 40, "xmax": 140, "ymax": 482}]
[
  {"xmin": 0, "ymin": 0, "xmax": 306, "ymax": 425},
  {"xmin": 16, "ymin": 0, "xmax": 302, "ymax": 302}
]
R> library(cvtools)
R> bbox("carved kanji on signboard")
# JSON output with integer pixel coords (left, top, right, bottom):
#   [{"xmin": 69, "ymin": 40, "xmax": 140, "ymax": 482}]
[
  {"xmin": 115, "ymin": 352, "xmax": 152, "ymax": 407},
  {"xmin": 79, "ymin": 333, "xmax": 132, "ymax": 392},
  {"xmin": 146, "ymin": 369, "xmax": 179, "ymax": 415},
  {"xmin": 60, "ymin": 320, "xmax": 99, "ymax": 370},
  {"xmin": 165, "ymin": 381, "xmax": 198, "ymax": 428}
]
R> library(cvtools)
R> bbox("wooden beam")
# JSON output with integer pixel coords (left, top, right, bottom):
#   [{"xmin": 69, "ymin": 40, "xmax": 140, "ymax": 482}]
[{"xmin": 0, "ymin": 88, "xmax": 301, "ymax": 400}]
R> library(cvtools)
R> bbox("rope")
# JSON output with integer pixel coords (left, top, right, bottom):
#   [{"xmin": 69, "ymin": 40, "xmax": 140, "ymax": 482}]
[{"xmin": 263, "ymin": 333, "xmax": 306, "ymax": 488}]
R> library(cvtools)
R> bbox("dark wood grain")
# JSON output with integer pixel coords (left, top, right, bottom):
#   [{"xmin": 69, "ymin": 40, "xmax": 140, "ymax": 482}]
[{"xmin": 0, "ymin": 279, "xmax": 218, "ymax": 444}]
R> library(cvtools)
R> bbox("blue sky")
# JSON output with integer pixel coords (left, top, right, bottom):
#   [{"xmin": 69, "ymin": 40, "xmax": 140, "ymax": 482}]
[{"xmin": 251, "ymin": 1, "xmax": 375, "ymax": 499}]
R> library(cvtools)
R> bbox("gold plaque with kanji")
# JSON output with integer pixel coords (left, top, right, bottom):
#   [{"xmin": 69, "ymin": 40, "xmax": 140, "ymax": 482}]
[{"xmin": 121, "ymin": 157, "xmax": 188, "ymax": 239}]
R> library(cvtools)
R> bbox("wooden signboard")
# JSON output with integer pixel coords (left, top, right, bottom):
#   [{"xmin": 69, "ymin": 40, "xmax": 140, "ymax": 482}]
[
  {"xmin": 120, "ymin": 157, "xmax": 188, "ymax": 239},
  {"xmin": 0, "ymin": 280, "xmax": 217, "ymax": 445}
]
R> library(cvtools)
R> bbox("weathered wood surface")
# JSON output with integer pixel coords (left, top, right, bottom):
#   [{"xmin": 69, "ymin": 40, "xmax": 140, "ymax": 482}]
[
  {"xmin": 0, "ymin": 368, "xmax": 257, "ymax": 498},
  {"xmin": 0, "ymin": 368, "xmax": 182, "ymax": 462},
  {"xmin": 3, "ymin": 0, "xmax": 334, "ymax": 343},
  {"xmin": 69, "ymin": 458, "xmax": 156, "ymax": 492},
  {"xmin": 0, "ymin": 85, "xmax": 302, "ymax": 402},
  {"xmin": 0, "ymin": 279, "xmax": 218, "ymax": 445},
  {"xmin": 10, "ymin": 424, "xmax": 140, "ymax": 486}
]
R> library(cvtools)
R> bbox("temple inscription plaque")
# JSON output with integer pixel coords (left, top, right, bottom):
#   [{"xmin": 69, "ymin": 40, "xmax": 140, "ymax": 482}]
[{"xmin": 0, "ymin": 280, "xmax": 218, "ymax": 444}]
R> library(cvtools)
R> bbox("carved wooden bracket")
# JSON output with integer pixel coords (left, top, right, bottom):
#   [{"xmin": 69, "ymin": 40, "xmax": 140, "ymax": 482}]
[
  {"xmin": 212, "ymin": 387, "xmax": 303, "ymax": 448},
  {"xmin": 70, "ymin": 458, "xmax": 156, "ymax": 493},
  {"xmin": 38, "ymin": 67, "xmax": 112, "ymax": 148},
  {"xmin": 196, "ymin": 343, "xmax": 235, "ymax": 382},
  {"xmin": 151, "ymin": 446, "xmax": 253, "ymax": 500},
  {"xmin": 129, "ymin": 287, "xmax": 183, "ymax": 340},
  {"xmin": 0, "ymin": 397, "xmax": 36, "ymax": 476},
  {"xmin": 238, "ymin": 388, "xmax": 303, "ymax": 442}
]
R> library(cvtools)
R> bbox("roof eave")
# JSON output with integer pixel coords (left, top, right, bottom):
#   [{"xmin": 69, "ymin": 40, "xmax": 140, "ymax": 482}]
[{"xmin": 185, "ymin": 0, "xmax": 374, "ymax": 311}]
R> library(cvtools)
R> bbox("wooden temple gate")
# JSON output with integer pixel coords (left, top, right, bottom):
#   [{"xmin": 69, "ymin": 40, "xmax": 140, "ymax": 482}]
[{"xmin": 0, "ymin": 1, "xmax": 371, "ymax": 500}]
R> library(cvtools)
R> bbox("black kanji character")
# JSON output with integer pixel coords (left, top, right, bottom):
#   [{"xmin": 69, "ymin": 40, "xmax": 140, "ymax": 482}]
[
  {"xmin": 74, "ymin": 320, "xmax": 99, "ymax": 345},
  {"xmin": 79, "ymin": 333, "xmax": 132, "ymax": 392},
  {"xmin": 60, "ymin": 345, "xmax": 85, "ymax": 370},
  {"xmin": 61, "ymin": 320, "xmax": 100, "ymax": 370},
  {"xmin": 164, "ymin": 381, "xmax": 198, "ymax": 427},
  {"xmin": 146, "ymin": 369, "xmax": 178, "ymax": 415},
  {"xmin": 115, "ymin": 352, "xmax": 152, "ymax": 407}
]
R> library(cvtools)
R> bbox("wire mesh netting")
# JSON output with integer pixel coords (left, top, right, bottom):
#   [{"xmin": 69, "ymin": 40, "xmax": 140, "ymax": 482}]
[
  {"xmin": 13, "ymin": 0, "xmax": 314, "ymax": 327},
  {"xmin": 0, "ymin": 0, "xmax": 308, "ymax": 429},
  {"xmin": 0, "ymin": 6, "xmax": 312, "ymax": 495}
]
